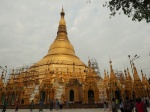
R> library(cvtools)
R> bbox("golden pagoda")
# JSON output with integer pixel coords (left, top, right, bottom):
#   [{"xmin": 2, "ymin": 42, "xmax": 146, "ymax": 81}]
[
  {"xmin": 1, "ymin": 8, "xmax": 150, "ymax": 105},
  {"xmin": 2, "ymin": 8, "xmax": 100, "ymax": 104},
  {"xmin": 24, "ymin": 8, "xmax": 89, "ymax": 104}
]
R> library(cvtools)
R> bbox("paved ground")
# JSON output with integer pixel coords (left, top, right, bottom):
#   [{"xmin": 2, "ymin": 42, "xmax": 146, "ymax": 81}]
[{"xmin": 0, "ymin": 108, "xmax": 150, "ymax": 112}]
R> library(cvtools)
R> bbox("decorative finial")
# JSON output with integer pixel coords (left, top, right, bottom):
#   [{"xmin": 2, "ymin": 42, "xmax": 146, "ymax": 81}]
[
  {"xmin": 127, "ymin": 68, "xmax": 129, "ymax": 71},
  {"xmin": 132, "ymin": 63, "xmax": 134, "ymax": 66},
  {"xmin": 124, "ymin": 70, "xmax": 127, "ymax": 77},
  {"xmin": 124, "ymin": 69, "xmax": 126, "ymax": 73},
  {"xmin": 107, "ymin": 71, "xmax": 109, "ymax": 75},
  {"xmin": 141, "ymin": 70, "xmax": 144, "ymax": 76},
  {"xmin": 60, "ymin": 7, "xmax": 65, "ymax": 17},
  {"xmin": 109, "ymin": 59, "xmax": 113, "ymax": 71},
  {"xmin": 109, "ymin": 59, "xmax": 112, "ymax": 64},
  {"xmin": 88, "ymin": 59, "xmax": 91, "ymax": 67}
]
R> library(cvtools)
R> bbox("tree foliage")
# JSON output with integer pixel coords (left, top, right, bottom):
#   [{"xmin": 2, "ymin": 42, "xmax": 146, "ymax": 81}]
[{"xmin": 104, "ymin": 0, "xmax": 150, "ymax": 23}]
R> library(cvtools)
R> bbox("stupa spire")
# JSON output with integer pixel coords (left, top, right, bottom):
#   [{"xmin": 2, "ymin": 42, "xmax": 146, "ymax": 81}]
[
  {"xmin": 141, "ymin": 70, "xmax": 144, "ymax": 82},
  {"xmin": 106, "ymin": 71, "xmax": 109, "ymax": 83},
  {"xmin": 124, "ymin": 69, "xmax": 127, "ymax": 78},
  {"xmin": 59, "ymin": 7, "xmax": 65, "ymax": 24},
  {"xmin": 109, "ymin": 60, "xmax": 116, "ymax": 80},
  {"xmin": 57, "ymin": 7, "xmax": 67, "ymax": 36},
  {"xmin": 133, "ymin": 63, "xmax": 141, "ymax": 81},
  {"xmin": 127, "ymin": 68, "xmax": 132, "ymax": 81},
  {"xmin": 103, "ymin": 69, "xmax": 107, "ymax": 85},
  {"xmin": 46, "ymin": 8, "xmax": 76, "ymax": 57}
]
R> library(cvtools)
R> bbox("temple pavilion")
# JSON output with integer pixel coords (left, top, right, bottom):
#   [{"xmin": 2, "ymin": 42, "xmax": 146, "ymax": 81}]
[{"xmin": 0, "ymin": 8, "xmax": 150, "ymax": 105}]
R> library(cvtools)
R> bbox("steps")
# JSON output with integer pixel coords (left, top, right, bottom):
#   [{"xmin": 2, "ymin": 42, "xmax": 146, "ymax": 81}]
[
  {"xmin": 29, "ymin": 85, "xmax": 39, "ymax": 102},
  {"xmin": 54, "ymin": 85, "xmax": 65, "ymax": 100}
]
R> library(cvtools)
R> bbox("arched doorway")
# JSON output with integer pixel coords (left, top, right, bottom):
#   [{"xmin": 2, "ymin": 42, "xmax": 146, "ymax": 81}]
[
  {"xmin": 70, "ymin": 89, "xmax": 74, "ymax": 102},
  {"xmin": 115, "ymin": 90, "xmax": 120, "ymax": 99},
  {"xmin": 88, "ymin": 90, "xmax": 94, "ymax": 104},
  {"xmin": 41, "ymin": 91, "xmax": 46, "ymax": 101}
]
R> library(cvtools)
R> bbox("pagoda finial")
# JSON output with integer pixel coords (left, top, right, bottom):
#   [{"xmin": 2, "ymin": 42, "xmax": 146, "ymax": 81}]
[
  {"xmin": 104, "ymin": 69, "xmax": 107, "ymax": 79},
  {"xmin": 57, "ymin": 7, "xmax": 67, "ymax": 35},
  {"xmin": 59, "ymin": 7, "xmax": 66, "ymax": 26},
  {"xmin": 109, "ymin": 59, "xmax": 113, "ymax": 71},
  {"xmin": 104, "ymin": 69, "xmax": 106, "ymax": 76},
  {"xmin": 88, "ymin": 59, "xmax": 91, "ymax": 67},
  {"xmin": 141, "ymin": 70, "xmax": 143, "ymax": 76},
  {"xmin": 60, "ymin": 6, "xmax": 65, "ymax": 18},
  {"xmin": 124, "ymin": 69, "xmax": 127, "ymax": 77},
  {"xmin": 107, "ymin": 71, "xmax": 109, "ymax": 79}
]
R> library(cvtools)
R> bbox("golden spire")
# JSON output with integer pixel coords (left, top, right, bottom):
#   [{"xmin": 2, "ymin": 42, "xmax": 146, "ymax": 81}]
[
  {"xmin": 124, "ymin": 69, "xmax": 127, "ymax": 78},
  {"xmin": 109, "ymin": 60, "xmax": 112, "ymax": 71},
  {"xmin": 88, "ymin": 59, "xmax": 91, "ymax": 68},
  {"xmin": 132, "ymin": 63, "xmax": 141, "ymax": 81},
  {"xmin": 104, "ymin": 69, "xmax": 106, "ymax": 78},
  {"xmin": 103, "ymin": 69, "xmax": 107, "ymax": 86},
  {"xmin": 145, "ymin": 74, "xmax": 150, "ymax": 85},
  {"xmin": 109, "ymin": 60, "xmax": 116, "ymax": 80},
  {"xmin": 59, "ymin": 7, "xmax": 66, "ymax": 26},
  {"xmin": 46, "ymin": 8, "xmax": 79, "ymax": 58},
  {"xmin": 125, "ymin": 68, "xmax": 133, "ymax": 92},
  {"xmin": 106, "ymin": 71, "xmax": 109, "ymax": 83},
  {"xmin": 127, "ymin": 68, "xmax": 132, "ymax": 81},
  {"xmin": 141, "ymin": 70, "xmax": 145, "ymax": 82}
]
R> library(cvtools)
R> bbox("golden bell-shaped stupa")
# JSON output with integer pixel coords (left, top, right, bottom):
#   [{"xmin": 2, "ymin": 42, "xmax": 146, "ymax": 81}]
[{"xmin": 32, "ymin": 8, "xmax": 86, "ymax": 83}]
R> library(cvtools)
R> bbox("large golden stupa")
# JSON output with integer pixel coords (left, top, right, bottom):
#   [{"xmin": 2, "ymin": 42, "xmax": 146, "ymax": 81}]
[
  {"xmin": 34, "ymin": 8, "xmax": 87, "ymax": 83},
  {"xmin": 0, "ymin": 8, "xmax": 150, "ymax": 105}
]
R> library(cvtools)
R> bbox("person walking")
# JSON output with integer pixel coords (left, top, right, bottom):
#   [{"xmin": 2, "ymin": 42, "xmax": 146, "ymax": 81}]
[
  {"xmin": 2, "ymin": 99, "xmax": 7, "ymax": 112},
  {"xmin": 39, "ymin": 100, "xmax": 43, "ymax": 112},
  {"xmin": 108, "ymin": 101, "xmax": 112, "ymax": 112},
  {"xmin": 50, "ymin": 99, "xmax": 54, "ymax": 111},
  {"xmin": 136, "ymin": 98, "xmax": 148, "ymax": 112},
  {"xmin": 15, "ymin": 100, "xmax": 19, "ymax": 112},
  {"xmin": 119, "ymin": 99, "xmax": 124, "ymax": 112},
  {"xmin": 116, "ymin": 98, "xmax": 119, "ymax": 109},
  {"xmin": 66, "ymin": 100, "xmax": 69, "ymax": 109},
  {"xmin": 30, "ymin": 100, "xmax": 34, "ymax": 112},
  {"xmin": 55, "ymin": 99, "xmax": 59, "ymax": 111},
  {"xmin": 103, "ymin": 101, "xmax": 107, "ymax": 111},
  {"xmin": 112, "ymin": 98, "xmax": 118, "ymax": 112},
  {"xmin": 59, "ymin": 100, "xmax": 63, "ymax": 110}
]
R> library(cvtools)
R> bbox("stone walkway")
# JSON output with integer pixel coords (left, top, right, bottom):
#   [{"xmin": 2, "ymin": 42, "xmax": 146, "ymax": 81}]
[{"xmin": 0, "ymin": 108, "xmax": 150, "ymax": 112}]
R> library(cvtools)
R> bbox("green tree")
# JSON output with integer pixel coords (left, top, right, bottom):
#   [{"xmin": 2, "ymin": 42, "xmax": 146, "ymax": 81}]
[{"xmin": 104, "ymin": 0, "xmax": 150, "ymax": 22}]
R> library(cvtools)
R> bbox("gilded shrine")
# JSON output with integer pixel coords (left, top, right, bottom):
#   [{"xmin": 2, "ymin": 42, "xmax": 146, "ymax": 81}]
[{"xmin": 0, "ymin": 8, "xmax": 150, "ymax": 105}]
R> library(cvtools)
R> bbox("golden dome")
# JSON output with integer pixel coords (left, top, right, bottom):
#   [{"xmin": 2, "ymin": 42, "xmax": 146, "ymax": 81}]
[{"xmin": 37, "ymin": 8, "xmax": 86, "ymax": 68}]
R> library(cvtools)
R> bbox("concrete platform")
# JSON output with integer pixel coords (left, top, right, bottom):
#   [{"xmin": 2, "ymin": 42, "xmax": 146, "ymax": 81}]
[{"xmin": 0, "ymin": 108, "xmax": 150, "ymax": 112}]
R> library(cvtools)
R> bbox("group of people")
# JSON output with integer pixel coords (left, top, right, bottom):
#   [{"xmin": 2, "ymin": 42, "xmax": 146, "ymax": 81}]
[
  {"xmin": 2, "ymin": 99, "xmax": 20, "ymax": 112},
  {"xmin": 30, "ymin": 99, "xmax": 64, "ymax": 112},
  {"xmin": 1, "ymin": 98, "xmax": 64, "ymax": 112},
  {"xmin": 103, "ymin": 97, "xmax": 149, "ymax": 112}
]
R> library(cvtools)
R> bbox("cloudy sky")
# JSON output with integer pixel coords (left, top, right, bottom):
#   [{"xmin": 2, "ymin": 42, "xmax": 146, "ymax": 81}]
[{"xmin": 0, "ymin": 0, "xmax": 150, "ymax": 79}]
